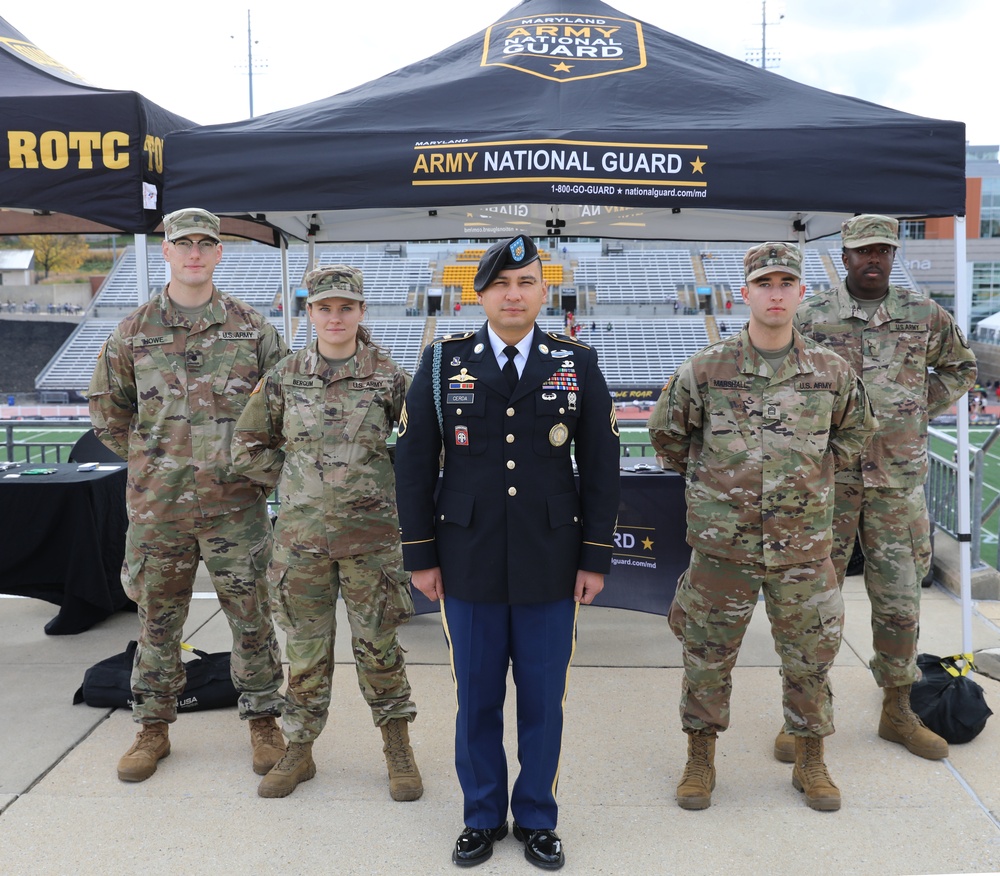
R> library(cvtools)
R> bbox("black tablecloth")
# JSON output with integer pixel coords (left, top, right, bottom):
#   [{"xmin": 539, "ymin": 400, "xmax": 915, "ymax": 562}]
[{"xmin": 0, "ymin": 463, "xmax": 132, "ymax": 633}]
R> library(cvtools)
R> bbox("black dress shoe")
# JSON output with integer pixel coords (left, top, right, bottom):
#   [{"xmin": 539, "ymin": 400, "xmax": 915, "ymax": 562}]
[
  {"xmin": 452, "ymin": 822, "xmax": 508, "ymax": 867},
  {"xmin": 513, "ymin": 823, "xmax": 565, "ymax": 870}
]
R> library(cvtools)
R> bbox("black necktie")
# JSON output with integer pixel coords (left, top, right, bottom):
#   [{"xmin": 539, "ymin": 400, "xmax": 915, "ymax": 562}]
[{"xmin": 502, "ymin": 345, "xmax": 519, "ymax": 394}]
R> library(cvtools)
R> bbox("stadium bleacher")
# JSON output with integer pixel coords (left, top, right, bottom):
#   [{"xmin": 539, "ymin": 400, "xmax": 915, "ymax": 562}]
[
  {"xmin": 576, "ymin": 250, "xmax": 695, "ymax": 303},
  {"xmin": 34, "ymin": 239, "xmax": 931, "ymax": 396},
  {"xmin": 94, "ymin": 245, "xmax": 431, "ymax": 311}
]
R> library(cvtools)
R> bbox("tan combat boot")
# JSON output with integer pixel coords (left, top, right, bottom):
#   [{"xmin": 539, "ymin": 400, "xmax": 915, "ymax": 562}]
[
  {"xmin": 249, "ymin": 715, "xmax": 287, "ymax": 775},
  {"xmin": 117, "ymin": 722, "xmax": 170, "ymax": 782},
  {"xmin": 380, "ymin": 718, "xmax": 423, "ymax": 801},
  {"xmin": 257, "ymin": 741, "xmax": 316, "ymax": 798},
  {"xmin": 792, "ymin": 736, "xmax": 841, "ymax": 811},
  {"xmin": 878, "ymin": 684, "xmax": 949, "ymax": 759},
  {"xmin": 676, "ymin": 731, "xmax": 716, "ymax": 810},
  {"xmin": 773, "ymin": 729, "xmax": 795, "ymax": 763}
]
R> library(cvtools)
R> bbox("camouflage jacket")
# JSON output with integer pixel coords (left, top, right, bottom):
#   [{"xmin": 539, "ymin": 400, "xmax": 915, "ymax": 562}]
[
  {"xmin": 88, "ymin": 287, "xmax": 287, "ymax": 522},
  {"xmin": 648, "ymin": 326, "xmax": 876, "ymax": 567},
  {"xmin": 232, "ymin": 341, "xmax": 410, "ymax": 559},
  {"xmin": 795, "ymin": 282, "xmax": 977, "ymax": 488}
]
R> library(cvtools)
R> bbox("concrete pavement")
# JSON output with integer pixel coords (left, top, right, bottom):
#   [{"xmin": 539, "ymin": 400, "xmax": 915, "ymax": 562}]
[{"xmin": 2, "ymin": 572, "xmax": 1000, "ymax": 876}]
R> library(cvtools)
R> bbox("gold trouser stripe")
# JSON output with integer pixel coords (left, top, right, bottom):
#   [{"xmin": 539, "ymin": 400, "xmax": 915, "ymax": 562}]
[{"xmin": 552, "ymin": 600, "xmax": 581, "ymax": 801}]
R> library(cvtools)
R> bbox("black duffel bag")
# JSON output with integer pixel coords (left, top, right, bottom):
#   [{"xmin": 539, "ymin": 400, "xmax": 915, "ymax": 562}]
[
  {"xmin": 73, "ymin": 640, "xmax": 238, "ymax": 712},
  {"xmin": 910, "ymin": 653, "xmax": 993, "ymax": 744}
]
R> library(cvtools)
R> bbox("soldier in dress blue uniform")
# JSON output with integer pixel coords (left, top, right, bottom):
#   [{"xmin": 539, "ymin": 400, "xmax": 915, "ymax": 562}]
[{"xmin": 394, "ymin": 235, "xmax": 620, "ymax": 870}]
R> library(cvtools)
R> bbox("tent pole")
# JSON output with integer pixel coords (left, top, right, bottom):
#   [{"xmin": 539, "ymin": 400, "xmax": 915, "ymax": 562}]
[
  {"xmin": 280, "ymin": 236, "xmax": 292, "ymax": 347},
  {"xmin": 135, "ymin": 233, "xmax": 150, "ymax": 305},
  {"xmin": 305, "ymin": 226, "xmax": 316, "ymax": 347},
  {"xmin": 953, "ymin": 216, "xmax": 972, "ymax": 657}
]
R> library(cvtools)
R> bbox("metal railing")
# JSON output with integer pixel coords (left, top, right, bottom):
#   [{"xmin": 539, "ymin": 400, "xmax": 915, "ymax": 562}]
[
  {"xmin": 926, "ymin": 424, "xmax": 1000, "ymax": 570},
  {"xmin": 2, "ymin": 419, "xmax": 84, "ymax": 463}
]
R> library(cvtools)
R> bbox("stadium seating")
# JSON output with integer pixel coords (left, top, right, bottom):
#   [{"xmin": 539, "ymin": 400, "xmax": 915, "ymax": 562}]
[{"xmin": 576, "ymin": 250, "xmax": 695, "ymax": 304}]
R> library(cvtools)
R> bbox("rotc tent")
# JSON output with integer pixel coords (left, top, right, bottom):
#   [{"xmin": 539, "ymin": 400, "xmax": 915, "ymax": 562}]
[
  {"xmin": 163, "ymin": 0, "xmax": 966, "ymax": 243},
  {"xmin": 0, "ymin": 16, "xmax": 196, "ymax": 234}
]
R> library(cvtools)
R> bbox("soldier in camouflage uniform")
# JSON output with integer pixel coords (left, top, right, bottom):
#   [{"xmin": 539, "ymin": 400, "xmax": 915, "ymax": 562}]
[
  {"xmin": 791, "ymin": 215, "xmax": 977, "ymax": 762},
  {"xmin": 649, "ymin": 242, "xmax": 876, "ymax": 812},
  {"xmin": 88, "ymin": 208, "xmax": 288, "ymax": 784},
  {"xmin": 232, "ymin": 266, "xmax": 421, "ymax": 802}
]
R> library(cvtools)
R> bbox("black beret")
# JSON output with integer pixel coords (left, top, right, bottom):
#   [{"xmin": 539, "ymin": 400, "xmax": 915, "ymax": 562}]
[{"xmin": 473, "ymin": 236, "xmax": 541, "ymax": 292}]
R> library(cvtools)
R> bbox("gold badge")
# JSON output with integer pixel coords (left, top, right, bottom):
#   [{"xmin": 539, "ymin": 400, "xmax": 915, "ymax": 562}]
[{"xmin": 549, "ymin": 423, "xmax": 569, "ymax": 447}]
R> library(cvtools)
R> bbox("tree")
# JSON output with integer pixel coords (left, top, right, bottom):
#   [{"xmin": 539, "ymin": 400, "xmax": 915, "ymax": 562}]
[{"xmin": 19, "ymin": 235, "xmax": 89, "ymax": 279}]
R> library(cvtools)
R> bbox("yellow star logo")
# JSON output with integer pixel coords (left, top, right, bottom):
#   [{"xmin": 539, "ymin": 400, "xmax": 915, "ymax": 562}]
[
  {"xmin": 552, "ymin": 62, "xmax": 573, "ymax": 73},
  {"xmin": 690, "ymin": 156, "xmax": 706, "ymax": 174},
  {"xmin": 642, "ymin": 536, "xmax": 654, "ymax": 551}
]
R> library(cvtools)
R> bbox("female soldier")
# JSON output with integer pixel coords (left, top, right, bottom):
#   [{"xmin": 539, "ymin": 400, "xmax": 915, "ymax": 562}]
[{"xmin": 232, "ymin": 265, "xmax": 420, "ymax": 801}]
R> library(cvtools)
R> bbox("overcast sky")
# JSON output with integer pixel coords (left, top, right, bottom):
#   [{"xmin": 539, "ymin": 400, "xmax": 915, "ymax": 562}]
[{"xmin": 6, "ymin": 0, "xmax": 997, "ymax": 146}]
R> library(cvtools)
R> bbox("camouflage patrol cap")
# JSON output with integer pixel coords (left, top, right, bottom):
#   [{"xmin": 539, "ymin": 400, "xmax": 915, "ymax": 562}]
[
  {"xmin": 304, "ymin": 265, "xmax": 364, "ymax": 304},
  {"xmin": 474, "ymin": 235, "xmax": 541, "ymax": 292},
  {"xmin": 841, "ymin": 214, "xmax": 899, "ymax": 249},
  {"xmin": 162, "ymin": 207, "xmax": 221, "ymax": 242},
  {"xmin": 743, "ymin": 241, "xmax": 802, "ymax": 283}
]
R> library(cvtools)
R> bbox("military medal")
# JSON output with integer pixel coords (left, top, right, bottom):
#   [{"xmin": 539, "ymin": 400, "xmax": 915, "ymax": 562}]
[{"xmin": 549, "ymin": 423, "xmax": 569, "ymax": 447}]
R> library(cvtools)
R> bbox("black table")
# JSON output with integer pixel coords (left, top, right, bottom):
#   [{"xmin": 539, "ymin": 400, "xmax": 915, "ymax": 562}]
[{"xmin": 0, "ymin": 463, "xmax": 133, "ymax": 634}]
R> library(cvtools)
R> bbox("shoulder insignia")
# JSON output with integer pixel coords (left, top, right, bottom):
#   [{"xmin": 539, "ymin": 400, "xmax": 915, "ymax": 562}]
[
  {"xmin": 438, "ymin": 332, "xmax": 474, "ymax": 343},
  {"xmin": 546, "ymin": 330, "xmax": 590, "ymax": 350}
]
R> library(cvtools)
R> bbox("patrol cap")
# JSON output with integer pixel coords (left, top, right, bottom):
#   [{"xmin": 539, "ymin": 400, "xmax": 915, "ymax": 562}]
[
  {"xmin": 473, "ymin": 235, "xmax": 541, "ymax": 292},
  {"xmin": 743, "ymin": 241, "xmax": 802, "ymax": 283},
  {"xmin": 304, "ymin": 265, "xmax": 364, "ymax": 304},
  {"xmin": 841, "ymin": 214, "xmax": 899, "ymax": 249},
  {"xmin": 162, "ymin": 207, "xmax": 221, "ymax": 242}
]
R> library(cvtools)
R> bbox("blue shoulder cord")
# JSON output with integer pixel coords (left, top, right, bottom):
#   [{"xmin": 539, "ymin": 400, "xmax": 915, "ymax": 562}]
[{"xmin": 432, "ymin": 341, "xmax": 444, "ymax": 437}]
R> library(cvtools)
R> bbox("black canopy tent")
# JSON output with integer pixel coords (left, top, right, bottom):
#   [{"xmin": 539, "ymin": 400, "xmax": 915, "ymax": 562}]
[
  {"xmin": 163, "ymin": 0, "xmax": 966, "ymax": 243},
  {"xmin": 163, "ymin": 0, "xmax": 975, "ymax": 646}
]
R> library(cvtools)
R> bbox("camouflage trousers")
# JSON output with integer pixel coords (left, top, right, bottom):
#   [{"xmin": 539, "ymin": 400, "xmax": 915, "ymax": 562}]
[
  {"xmin": 830, "ymin": 482, "xmax": 931, "ymax": 688},
  {"xmin": 668, "ymin": 550, "xmax": 844, "ymax": 737},
  {"xmin": 267, "ymin": 543, "xmax": 416, "ymax": 743},
  {"xmin": 123, "ymin": 495, "xmax": 284, "ymax": 723}
]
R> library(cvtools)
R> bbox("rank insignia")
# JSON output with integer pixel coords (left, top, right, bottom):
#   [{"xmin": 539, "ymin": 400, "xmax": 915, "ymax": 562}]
[
  {"xmin": 549, "ymin": 423, "xmax": 569, "ymax": 447},
  {"xmin": 455, "ymin": 425, "xmax": 469, "ymax": 446}
]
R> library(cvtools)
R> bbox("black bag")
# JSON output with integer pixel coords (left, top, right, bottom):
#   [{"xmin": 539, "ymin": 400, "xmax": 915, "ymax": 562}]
[
  {"xmin": 910, "ymin": 653, "xmax": 993, "ymax": 744},
  {"xmin": 73, "ymin": 640, "xmax": 239, "ymax": 712}
]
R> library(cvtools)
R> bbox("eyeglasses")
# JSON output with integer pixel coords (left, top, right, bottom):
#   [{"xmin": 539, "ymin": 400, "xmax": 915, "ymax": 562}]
[{"xmin": 171, "ymin": 239, "xmax": 218, "ymax": 253}]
